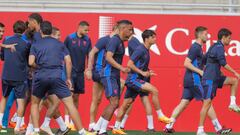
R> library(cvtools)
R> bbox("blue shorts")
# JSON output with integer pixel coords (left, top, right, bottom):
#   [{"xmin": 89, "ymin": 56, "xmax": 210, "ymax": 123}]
[
  {"xmin": 124, "ymin": 79, "xmax": 147, "ymax": 99},
  {"xmin": 202, "ymin": 80, "xmax": 218, "ymax": 100},
  {"xmin": 217, "ymin": 75, "xmax": 226, "ymax": 88},
  {"xmin": 27, "ymin": 79, "xmax": 32, "ymax": 92},
  {"xmin": 71, "ymin": 73, "xmax": 85, "ymax": 94},
  {"xmin": 101, "ymin": 77, "xmax": 120, "ymax": 98},
  {"xmin": 181, "ymin": 86, "xmax": 203, "ymax": 101},
  {"xmin": 32, "ymin": 77, "xmax": 71, "ymax": 99},
  {"xmin": 2, "ymin": 80, "xmax": 27, "ymax": 99},
  {"xmin": 92, "ymin": 70, "xmax": 101, "ymax": 83},
  {"xmin": 202, "ymin": 76, "xmax": 227, "ymax": 100}
]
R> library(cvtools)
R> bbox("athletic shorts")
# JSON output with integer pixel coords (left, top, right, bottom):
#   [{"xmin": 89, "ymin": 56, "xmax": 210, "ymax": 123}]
[
  {"xmin": 32, "ymin": 77, "xmax": 71, "ymax": 99},
  {"xmin": 100, "ymin": 77, "xmax": 120, "ymax": 98},
  {"xmin": 2, "ymin": 80, "xmax": 27, "ymax": 99},
  {"xmin": 181, "ymin": 85, "xmax": 203, "ymax": 101},
  {"xmin": 71, "ymin": 73, "xmax": 85, "ymax": 94},
  {"xmin": 124, "ymin": 78, "xmax": 147, "ymax": 100},
  {"xmin": 92, "ymin": 70, "xmax": 101, "ymax": 83},
  {"xmin": 217, "ymin": 75, "xmax": 226, "ymax": 88}
]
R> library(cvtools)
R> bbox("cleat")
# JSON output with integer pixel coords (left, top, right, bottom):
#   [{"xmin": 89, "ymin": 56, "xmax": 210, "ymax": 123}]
[
  {"xmin": 25, "ymin": 127, "xmax": 34, "ymax": 135},
  {"xmin": 229, "ymin": 104, "xmax": 240, "ymax": 113},
  {"xmin": 0, "ymin": 126, "xmax": 7, "ymax": 133},
  {"xmin": 112, "ymin": 129, "xmax": 127, "ymax": 134},
  {"xmin": 196, "ymin": 132, "xmax": 208, "ymax": 135},
  {"xmin": 216, "ymin": 126, "xmax": 232, "ymax": 134},
  {"xmin": 68, "ymin": 124, "xmax": 76, "ymax": 131},
  {"xmin": 55, "ymin": 127, "xmax": 71, "ymax": 135},
  {"xmin": 9, "ymin": 121, "xmax": 17, "ymax": 128},
  {"xmin": 158, "ymin": 116, "xmax": 172, "ymax": 124},
  {"xmin": 40, "ymin": 126, "xmax": 54, "ymax": 135},
  {"xmin": 145, "ymin": 128, "xmax": 156, "ymax": 132},
  {"xmin": 163, "ymin": 128, "xmax": 175, "ymax": 133}
]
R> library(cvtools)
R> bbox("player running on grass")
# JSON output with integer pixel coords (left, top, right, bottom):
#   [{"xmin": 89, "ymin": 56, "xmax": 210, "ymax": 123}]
[
  {"xmin": 197, "ymin": 28, "xmax": 240, "ymax": 135},
  {"xmin": 164, "ymin": 26, "xmax": 232, "ymax": 134},
  {"xmin": 112, "ymin": 30, "xmax": 172, "ymax": 135}
]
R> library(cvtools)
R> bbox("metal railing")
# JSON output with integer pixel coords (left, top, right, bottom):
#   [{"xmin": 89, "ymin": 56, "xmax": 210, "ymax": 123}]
[{"xmin": 0, "ymin": 0, "xmax": 240, "ymax": 15}]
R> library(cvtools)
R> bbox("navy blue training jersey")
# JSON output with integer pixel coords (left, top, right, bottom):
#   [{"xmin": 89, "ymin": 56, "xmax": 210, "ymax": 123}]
[
  {"xmin": 23, "ymin": 31, "xmax": 42, "ymax": 44},
  {"xmin": 64, "ymin": 32, "xmax": 92, "ymax": 74},
  {"xmin": 1, "ymin": 34, "xmax": 31, "ymax": 81},
  {"xmin": 183, "ymin": 42, "xmax": 204, "ymax": 87},
  {"xmin": 128, "ymin": 36, "xmax": 142, "ymax": 56},
  {"xmin": 202, "ymin": 41, "xmax": 227, "ymax": 81},
  {"xmin": 127, "ymin": 45, "xmax": 150, "ymax": 80},
  {"xmin": 102, "ymin": 34, "xmax": 125, "ymax": 78},
  {"xmin": 30, "ymin": 36, "xmax": 69, "ymax": 78},
  {"xmin": 93, "ymin": 35, "xmax": 111, "ymax": 72}
]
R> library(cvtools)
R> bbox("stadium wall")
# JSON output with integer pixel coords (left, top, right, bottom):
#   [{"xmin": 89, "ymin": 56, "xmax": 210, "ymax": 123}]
[{"xmin": 0, "ymin": 12, "xmax": 239, "ymax": 132}]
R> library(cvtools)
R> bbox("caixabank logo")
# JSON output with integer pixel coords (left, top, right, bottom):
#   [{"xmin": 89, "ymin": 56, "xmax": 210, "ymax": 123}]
[{"xmin": 99, "ymin": 16, "xmax": 240, "ymax": 57}]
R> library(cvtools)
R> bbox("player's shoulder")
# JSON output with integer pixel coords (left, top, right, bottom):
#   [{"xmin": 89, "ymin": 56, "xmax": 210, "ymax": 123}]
[
  {"xmin": 20, "ymin": 35, "xmax": 30, "ymax": 44},
  {"xmin": 211, "ymin": 42, "xmax": 224, "ymax": 52},
  {"xmin": 83, "ymin": 35, "xmax": 91, "ymax": 41},
  {"xmin": 191, "ymin": 42, "xmax": 201, "ymax": 49},
  {"xmin": 135, "ymin": 45, "xmax": 145, "ymax": 53},
  {"xmin": 98, "ymin": 35, "xmax": 110, "ymax": 42},
  {"xmin": 189, "ymin": 42, "xmax": 201, "ymax": 52},
  {"xmin": 67, "ymin": 32, "xmax": 77, "ymax": 39},
  {"xmin": 4, "ymin": 35, "xmax": 15, "ymax": 41}
]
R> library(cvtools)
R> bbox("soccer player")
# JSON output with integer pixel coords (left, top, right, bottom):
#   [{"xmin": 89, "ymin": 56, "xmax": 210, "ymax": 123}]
[
  {"xmin": 24, "ymin": 13, "xmax": 44, "ymax": 135},
  {"xmin": 29, "ymin": 21, "xmax": 93, "ymax": 135},
  {"xmin": 164, "ymin": 26, "xmax": 232, "ymax": 134},
  {"xmin": 197, "ymin": 28, "xmax": 240, "ymax": 135},
  {"xmin": 0, "ymin": 22, "xmax": 22, "ymax": 133},
  {"xmin": 85, "ymin": 25, "xmax": 118, "ymax": 131},
  {"xmin": 112, "ymin": 30, "xmax": 171, "ymax": 134},
  {"xmin": 26, "ymin": 13, "xmax": 43, "ymax": 43},
  {"xmin": 1, "ymin": 21, "xmax": 27, "ymax": 131},
  {"xmin": 64, "ymin": 21, "xmax": 92, "ymax": 130},
  {"xmin": 93, "ymin": 20, "xmax": 132, "ymax": 135},
  {"xmin": 112, "ymin": 33, "xmax": 155, "ymax": 132},
  {"xmin": 0, "ymin": 20, "xmax": 30, "ymax": 134},
  {"xmin": 116, "ymin": 33, "xmax": 156, "ymax": 132},
  {"xmin": 39, "ymin": 26, "xmax": 70, "ymax": 135}
]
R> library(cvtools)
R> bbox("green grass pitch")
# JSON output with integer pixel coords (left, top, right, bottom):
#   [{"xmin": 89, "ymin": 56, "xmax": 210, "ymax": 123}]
[{"xmin": 1, "ymin": 129, "xmax": 240, "ymax": 135}]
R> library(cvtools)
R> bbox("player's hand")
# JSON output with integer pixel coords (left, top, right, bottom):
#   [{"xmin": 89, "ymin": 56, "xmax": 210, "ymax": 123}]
[
  {"xmin": 141, "ymin": 71, "xmax": 150, "ymax": 77},
  {"xmin": 121, "ymin": 67, "xmax": 130, "ymax": 73},
  {"xmin": 66, "ymin": 79, "xmax": 73, "ymax": 90},
  {"xmin": 5, "ymin": 43, "xmax": 17, "ymax": 52},
  {"xmin": 85, "ymin": 69, "xmax": 92, "ymax": 80},
  {"xmin": 9, "ymin": 45, "xmax": 17, "ymax": 52},
  {"xmin": 149, "ymin": 70, "xmax": 157, "ymax": 76},
  {"xmin": 199, "ymin": 70, "xmax": 204, "ymax": 76},
  {"xmin": 234, "ymin": 72, "xmax": 240, "ymax": 79}
]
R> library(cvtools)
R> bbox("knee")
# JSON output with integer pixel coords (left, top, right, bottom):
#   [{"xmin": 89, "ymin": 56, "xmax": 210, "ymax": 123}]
[
  {"xmin": 94, "ymin": 96, "xmax": 102, "ymax": 106},
  {"xmin": 152, "ymin": 88, "xmax": 159, "ymax": 95},
  {"xmin": 110, "ymin": 99, "xmax": 119, "ymax": 109},
  {"xmin": 73, "ymin": 95, "xmax": 79, "ymax": 102},
  {"xmin": 124, "ymin": 101, "xmax": 133, "ymax": 110},
  {"xmin": 233, "ymin": 78, "xmax": 238, "ymax": 85}
]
